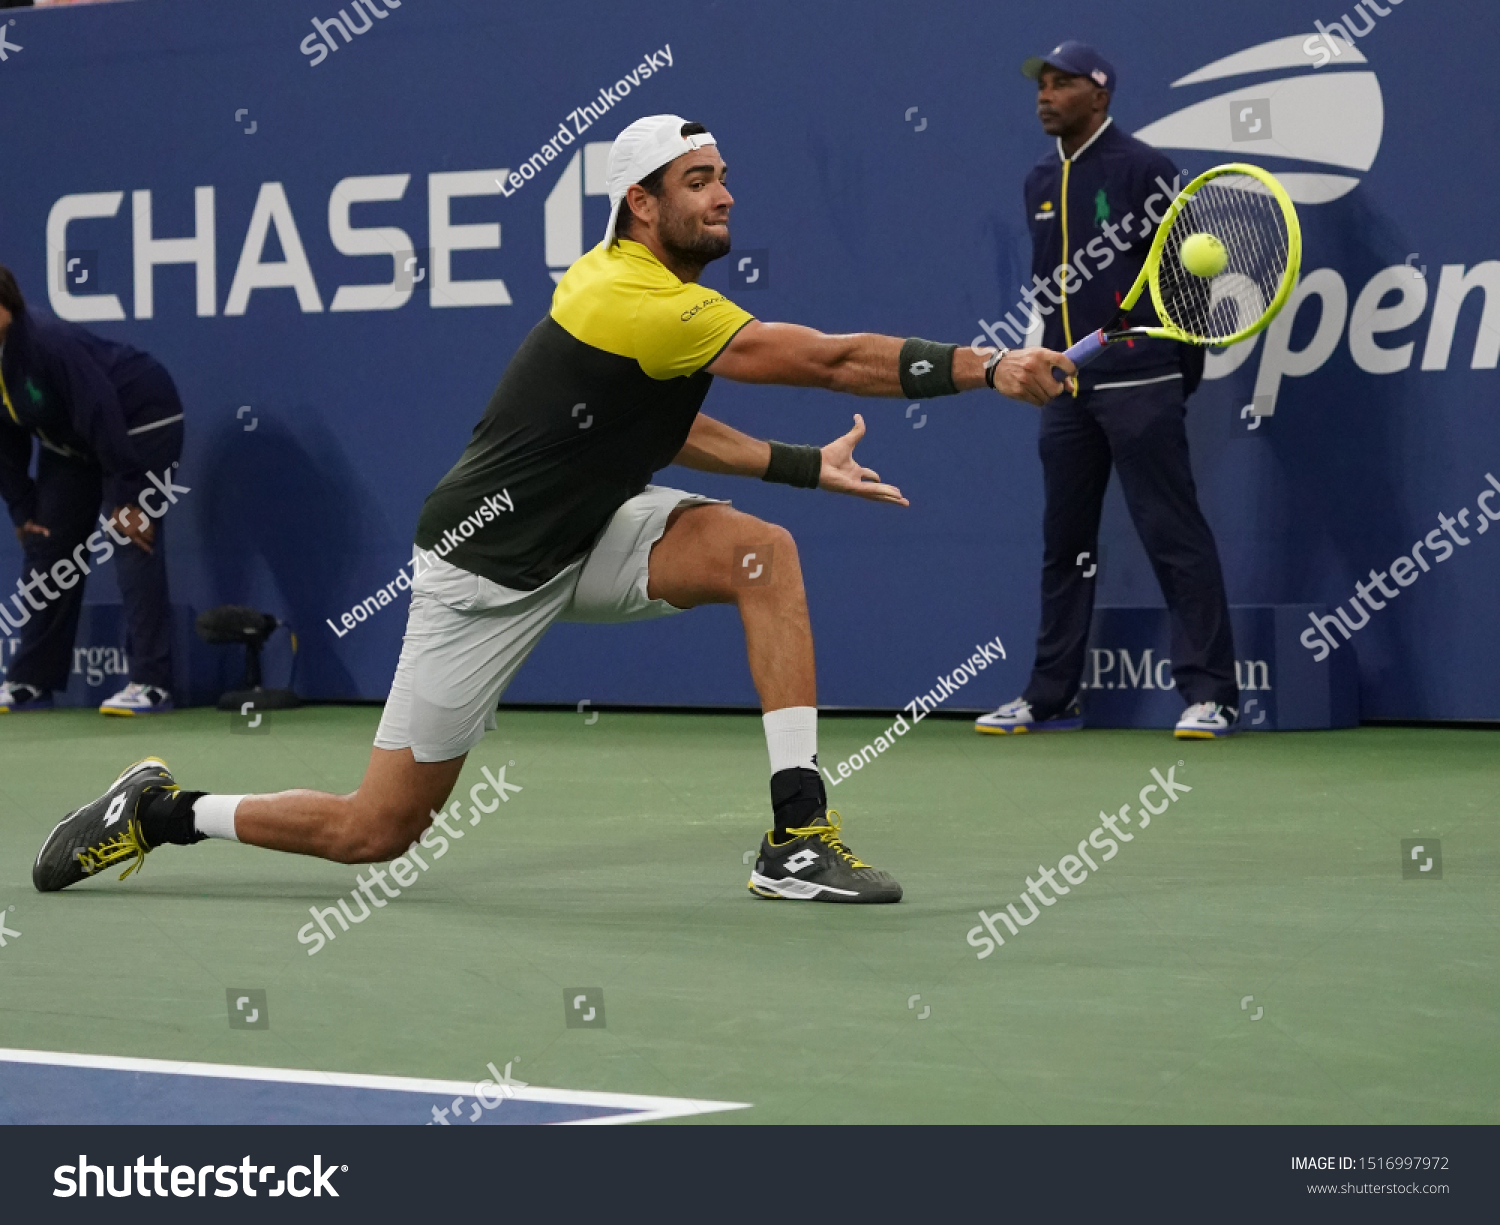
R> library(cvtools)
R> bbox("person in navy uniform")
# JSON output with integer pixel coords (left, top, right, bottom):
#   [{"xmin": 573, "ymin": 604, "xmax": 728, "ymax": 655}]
[
  {"xmin": 975, "ymin": 41, "xmax": 1240, "ymax": 739},
  {"xmin": 0, "ymin": 264, "xmax": 183, "ymax": 714}
]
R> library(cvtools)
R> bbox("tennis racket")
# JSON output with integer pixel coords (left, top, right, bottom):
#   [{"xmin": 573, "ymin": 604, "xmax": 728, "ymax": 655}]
[{"xmin": 1051, "ymin": 162, "xmax": 1302, "ymax": 382}]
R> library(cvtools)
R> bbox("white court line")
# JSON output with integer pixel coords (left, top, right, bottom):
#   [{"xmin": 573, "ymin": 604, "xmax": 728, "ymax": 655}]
[{"xmin": 0, "ymin": 1047, "xmax": 751, "ymax": 1126}]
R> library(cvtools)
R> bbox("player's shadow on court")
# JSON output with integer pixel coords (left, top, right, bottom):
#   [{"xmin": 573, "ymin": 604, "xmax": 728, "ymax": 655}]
[
  {"xmin": 1178, "ymin": 186, "xmax": 1429, "ymax": 715},
  {"xmin": 1265, "ymin": 191, "xmax": 1427, "ymax": 711},
  {"xmin": 196, "ymin": 413, "xmax": 394, "ymax": 698}
]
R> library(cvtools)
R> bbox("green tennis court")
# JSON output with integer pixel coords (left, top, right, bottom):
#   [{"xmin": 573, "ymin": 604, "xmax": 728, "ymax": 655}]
[{"xmin": 2, "ymin": 709, "xmax": 1495, "ymax": 1124}]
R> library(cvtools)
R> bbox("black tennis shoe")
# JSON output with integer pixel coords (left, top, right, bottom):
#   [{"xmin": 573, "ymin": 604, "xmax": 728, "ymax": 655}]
[
  {"xmin": 748, "ymin": 811, "xmax": 902, "ymax": 903},
  {"xmin": 32, "ymin": 757, "xmax": 177, "ymax": 893}
]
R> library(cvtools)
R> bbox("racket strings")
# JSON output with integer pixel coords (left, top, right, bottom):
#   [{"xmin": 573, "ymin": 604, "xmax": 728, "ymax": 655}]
[{"xmin": 1155, "ymin": 177, "xmax": 1291, "ymax": 344}]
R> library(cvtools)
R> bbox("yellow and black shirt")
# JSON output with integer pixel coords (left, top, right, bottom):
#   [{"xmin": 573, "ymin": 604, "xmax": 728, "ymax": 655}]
[{"xmin": 415, "ymin": 239, "xmax": 754, "ymax": 590}]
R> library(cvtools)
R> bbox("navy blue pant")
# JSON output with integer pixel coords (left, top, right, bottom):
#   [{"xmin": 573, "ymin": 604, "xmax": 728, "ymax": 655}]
[
  {"xmin": 5, "ymin": 422, "xmax": 182, "ymax": 693},
  {"xmin": 1021, "ymin": 378, "xmax": 1238, "ymax": 716}
]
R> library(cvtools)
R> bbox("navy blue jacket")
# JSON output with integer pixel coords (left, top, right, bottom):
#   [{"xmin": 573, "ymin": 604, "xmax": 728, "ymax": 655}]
[
  {"xmin": 0, "ymin": 308, "xmax": 179, "ymax": 526},
  {"xmin": 1023, "ymin": 118, "xmax": 1203, "ymax": 390}
]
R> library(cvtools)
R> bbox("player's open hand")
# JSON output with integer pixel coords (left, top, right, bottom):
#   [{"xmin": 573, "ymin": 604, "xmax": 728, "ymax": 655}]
[
  {"xmin": 819, "ymin": 414, "xmax": 909, "ymax": 507},
  {"xmin": 993, "ymin": 347, "xmax": 1074, "ymax": 406}
]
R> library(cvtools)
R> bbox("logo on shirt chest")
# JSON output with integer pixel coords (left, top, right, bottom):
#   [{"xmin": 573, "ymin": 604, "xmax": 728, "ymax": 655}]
[
  {"xmin": 1033, "ymin": 193, "xmax": 1113, "ymax": 226},
  {"xmin": 24, "ymin": 378, "xmax": 43, "ymax": 407}
]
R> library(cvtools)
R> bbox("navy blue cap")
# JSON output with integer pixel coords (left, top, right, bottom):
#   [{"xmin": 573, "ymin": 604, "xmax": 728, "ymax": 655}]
[{"xmin": 1021, "ymin": 40, "xmax": 1116, "ymax": 93}]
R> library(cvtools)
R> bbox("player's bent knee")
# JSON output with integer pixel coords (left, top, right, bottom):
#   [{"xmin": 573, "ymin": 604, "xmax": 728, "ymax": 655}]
[
  {"xmin": 734, "ymin": 519, "xmax": 800, "ymax": 588},
  {"xmin": 327, "ymin": 800, "xmax": 435, "ymax": 864},
  {"xmin": 332, "ymin": 828, "xmax": 420, "ymax": 866},
  {"xmin": 688, "ymin": 504, "xmax": 784, "ymax": 548},
  {"xmin": 720, "ymin": 510, "xmax": 792, "ymax": 550}
]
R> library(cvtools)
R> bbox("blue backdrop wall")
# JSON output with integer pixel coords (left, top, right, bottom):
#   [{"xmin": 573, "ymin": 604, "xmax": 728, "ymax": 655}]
[{"xmin": 1, "ymin": 0, "xmax": 1495, "ymax": 719}]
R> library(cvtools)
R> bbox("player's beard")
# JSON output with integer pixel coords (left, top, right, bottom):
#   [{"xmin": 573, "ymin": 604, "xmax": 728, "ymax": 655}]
[{"xmin": 659, "ymin": 198, "xmax": 731, "ymax": 267}]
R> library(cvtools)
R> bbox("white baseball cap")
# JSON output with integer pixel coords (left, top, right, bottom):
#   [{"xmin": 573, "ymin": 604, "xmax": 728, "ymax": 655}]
[{"xmin": 603, "ymin": 114, "xmax": 718, "ymax": 246}]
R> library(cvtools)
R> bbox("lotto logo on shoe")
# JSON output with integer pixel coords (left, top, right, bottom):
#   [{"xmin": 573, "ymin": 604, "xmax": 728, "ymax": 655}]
[
  {"xmin": 103, "ymin": 794, "xmax": 129, "ymax": 827},
  {"xmin": 783, "ymin": 848, "xmax": 819, "ymax": 873}
]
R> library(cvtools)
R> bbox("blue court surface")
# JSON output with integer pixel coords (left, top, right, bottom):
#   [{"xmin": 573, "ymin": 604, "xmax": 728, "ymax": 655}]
[{"xmin": 0, "ymin": 1049, "xmax": 750, "ymax": 1126}]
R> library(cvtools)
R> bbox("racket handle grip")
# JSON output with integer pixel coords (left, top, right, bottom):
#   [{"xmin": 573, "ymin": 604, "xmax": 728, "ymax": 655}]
[{"xmin": 1052, "ymin": 330, "xmax": 1107, "ymax": 384}]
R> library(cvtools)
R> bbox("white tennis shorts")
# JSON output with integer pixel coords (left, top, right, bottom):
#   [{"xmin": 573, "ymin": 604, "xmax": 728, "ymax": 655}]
[{"xmin": 374, "ymin": 485, "xmax": 725, "ymax": 762}]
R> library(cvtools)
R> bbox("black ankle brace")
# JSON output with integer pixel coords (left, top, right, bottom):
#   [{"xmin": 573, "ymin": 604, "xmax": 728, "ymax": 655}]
[
  {"xmin": 139, "ymin": 789, "xmax": 208, "ymax": 848},
  {"xmin": 770, "ymin": 766, "xmax": 826, "ymax": 835}
]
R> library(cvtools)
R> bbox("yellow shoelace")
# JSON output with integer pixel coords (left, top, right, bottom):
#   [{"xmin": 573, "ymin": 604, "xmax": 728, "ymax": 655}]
[
  {"xmin": 75, "ymin": 817, "xmax": 151, "ymax": 880},
  {"xmin": 782, "ymin": 810, "xmax": 871, "ymax": 869}
]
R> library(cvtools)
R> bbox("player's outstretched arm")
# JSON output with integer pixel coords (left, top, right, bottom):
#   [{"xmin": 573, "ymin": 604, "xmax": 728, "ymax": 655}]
[
  {"xmin": 706, "ymin": 320, "xmax": 1073, "ymax": 407},
  {"xmin": 673, "ymin": 412, "xmax": 908, "ymax": 506}
]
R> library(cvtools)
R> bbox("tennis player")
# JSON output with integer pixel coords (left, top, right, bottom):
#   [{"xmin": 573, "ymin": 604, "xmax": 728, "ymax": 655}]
[{"xmin": 35, "ymin": 115, "xmax": 1072, "ymax": 905}]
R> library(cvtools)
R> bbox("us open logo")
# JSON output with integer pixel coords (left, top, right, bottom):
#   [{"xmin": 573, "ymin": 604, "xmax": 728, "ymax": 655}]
[{"xmin": 1136, "ymin": 32, "xmax": 1382, "ymax": 205}]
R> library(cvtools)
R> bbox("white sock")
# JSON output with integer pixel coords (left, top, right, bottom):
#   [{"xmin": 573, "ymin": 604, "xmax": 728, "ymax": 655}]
[
  {"xmin": 763, "ymin": 706, "xmax": 818, "ymax": 775},
  {"xmin": 192, "ymin": 795, "xmax": 245, "ymax": 842}
]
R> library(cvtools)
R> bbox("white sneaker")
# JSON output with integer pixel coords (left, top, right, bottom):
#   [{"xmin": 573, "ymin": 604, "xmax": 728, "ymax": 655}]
[
  {"xmin": 975, "ymin": 697, "xmax": 1083, "ymax": 735},
  {"xmin": 0, "ymin": 681, "xmax": 53, "ymax": 712},
  {"xmin": 99, "ymin": 683, "xmax": 174, "ymax": 717},
  {"xmin": 1174, "ymin": 701, "xmax": 1237, "ymax": 739}
]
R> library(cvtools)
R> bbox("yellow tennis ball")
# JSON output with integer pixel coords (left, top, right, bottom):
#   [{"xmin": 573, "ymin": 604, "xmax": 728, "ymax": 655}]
[{"xmin": 1180, "ymin": 232, "xmax": 1228, "ymax": 278}]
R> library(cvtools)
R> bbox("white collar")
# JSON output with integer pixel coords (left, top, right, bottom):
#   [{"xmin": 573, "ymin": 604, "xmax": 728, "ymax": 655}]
[{"xmin": 1058, "ymin": 115, "xmax": 1113, "ymax": 163}]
